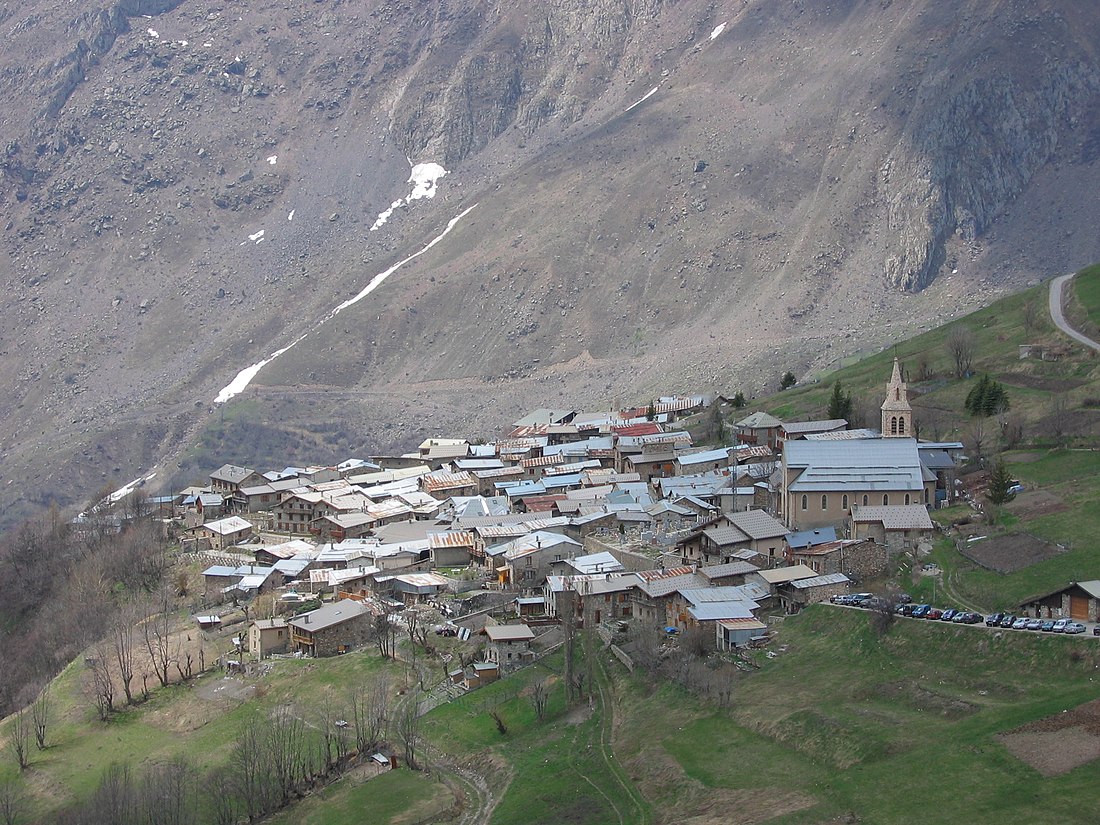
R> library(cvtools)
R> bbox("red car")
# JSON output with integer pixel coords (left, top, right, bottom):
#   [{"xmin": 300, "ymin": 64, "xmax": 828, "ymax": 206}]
[{"xmin": 926, "ymin": 608, "xmax": 943, "ymax": 620}]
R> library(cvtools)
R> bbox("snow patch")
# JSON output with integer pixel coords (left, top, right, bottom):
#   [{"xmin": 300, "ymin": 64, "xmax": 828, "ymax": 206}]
[
  {"xmin": 370, "ymin": 162, "xmax": 449, "ymax": 232},
  {"xmin": 287, "ymin": 209, "xmax": 295, "ymax": 221},
  {"xmin": 248, "ymin": 229, "xmax": 264, "ymax": 243},
  {"xmin": 624, "ymin": 85, "xmax": 660, "ymax": 113},
  {"xmin": 147, "ymin": 28, "xmax": 159, "ymax": 38},
  {"xmin": 107, "ymin": 472, "xmax": 157, "ymax": 504},
  {"xmin": 178, "ymin": 40, "xmax": 189, "ymax": 47},
  {"xmin": 710, "ymin": 22, "xmax": 726, "ymax": 40},
  {"xmin": 267, "ymin": 155, "xmax": 278, "ymax": 165},
  {"xmin": 214, "ymin": 204, "xmax": 478, "ymax": 404}
]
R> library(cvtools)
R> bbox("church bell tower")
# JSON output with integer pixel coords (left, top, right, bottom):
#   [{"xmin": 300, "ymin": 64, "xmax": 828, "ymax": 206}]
[{"xmin": 881, "ymin": 357, "xmax": 912, "ymax": 438}]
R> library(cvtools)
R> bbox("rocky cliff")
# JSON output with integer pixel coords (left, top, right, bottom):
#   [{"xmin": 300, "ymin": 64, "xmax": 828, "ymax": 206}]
[{"xmin": 1, "ymin": 0, "xmax": 1099, "ymax": 522}]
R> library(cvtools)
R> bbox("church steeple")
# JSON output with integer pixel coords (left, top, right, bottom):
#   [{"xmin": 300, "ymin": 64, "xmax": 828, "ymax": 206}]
[{"xmin": 881, "ymin": 357, "xmax": 912, "ymax": 438}]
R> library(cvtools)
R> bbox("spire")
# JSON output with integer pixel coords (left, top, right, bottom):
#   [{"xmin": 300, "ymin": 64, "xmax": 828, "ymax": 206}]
[{"xmin": 881, "ymin": 357, "xmax": 912, "ymax": 437}]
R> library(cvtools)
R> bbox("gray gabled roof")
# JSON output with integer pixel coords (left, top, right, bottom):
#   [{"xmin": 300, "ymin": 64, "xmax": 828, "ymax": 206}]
[
  {"xmin": 726, "ymin": 509, "xmax": 788, "ymax": 540},
  {"xmin": 785, "ymin": 438, "xmax": 924, "ymax": 493},
  {"xmin": 211, "ymin": 464, "xmax": 257, "ymax": 483},
  {"xmin": 288, "ymin": 599, "xmax": 369, "ymax": 633},
  {"xmin": 736, "ymin": 411, "xmax": 783, "ymax": 429}
]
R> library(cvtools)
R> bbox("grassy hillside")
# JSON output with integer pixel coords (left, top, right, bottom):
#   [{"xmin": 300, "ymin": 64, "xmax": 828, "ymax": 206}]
[
  {"xmin": 612, "ymin": 608, "xmax": 1100, "ymax": 824},
  {"xmin": 746, "ymin": 265, "xmax": 1100, "ymax": 612}
]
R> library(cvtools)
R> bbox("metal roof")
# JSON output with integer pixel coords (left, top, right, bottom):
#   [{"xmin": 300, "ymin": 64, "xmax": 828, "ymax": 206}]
[
  {"xmin": 203, "ymin": 516, "xmax": 253, "ymax": 535},
  {"xmin": 786, "ymin": 527, "xmax": 837, "ymax": 549},
  {"xmin": 485, "ymin": 624, "xmax": 536, "ymax": 641},
  {"xmin": 790, "ymin": 572, "xmax": 851, "ymax": 589},
  {"xmin": 785, "ymin": 438, "xmax": 925, "ymax": 493},
  {"xmin": 755, "ymin": 564, "xmax": 817, "ymax": 584},
  {"xmin": 781, "ymin": 419, "xmax": 847, "ymax": 434}
]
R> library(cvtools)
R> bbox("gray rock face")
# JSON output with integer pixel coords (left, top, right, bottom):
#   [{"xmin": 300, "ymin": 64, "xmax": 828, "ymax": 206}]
[{"xmin": 0, "ymin": 0, "xmax": 1099, "ymax": 524}]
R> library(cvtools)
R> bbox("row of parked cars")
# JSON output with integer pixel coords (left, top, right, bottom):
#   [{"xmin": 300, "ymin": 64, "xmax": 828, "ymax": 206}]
[
  {"xmin": 898, "ymin": 604, "xmax": 984, "ymax": 623},
  {"xmin": 983, "ymin": 612, "xmax": 1091, "ymax": 634},
  {"xmin": 831, "ymin": 594, "xmax": 1097, "ymax": 635}
]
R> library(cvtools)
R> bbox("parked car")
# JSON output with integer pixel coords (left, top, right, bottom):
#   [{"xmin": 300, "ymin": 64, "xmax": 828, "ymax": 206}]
[
  {"xmin": 1041, "ymin": 620, "xmax": 1056, "ymax": 632},
  {"xmin": 1092, "ymin": 625, "xmax": 1100, "ymax": 636},
  {"xmin": 1052, "ymin": 619, "xmax": 1068, "ymax": 633},
  {"xmin": 897, "ymin": 604, "xmax": 916, "ymax": 616},
  {"xmin": 1011, "ymin": 617, "xmax": 1029, "ymax": 629},
  {"xmin": 1025, "ymin": 618, "xmax": 1043, "ymax": 630},
  {"xmin": 986, "ymin": 612, "xmax": 1004, "ymax": 627},
  {"xmin": 1064, "ymin": 622, "xmax": 1086, "ymax": 634},
  {"xmin": 964, "ymin": 612, "xmax": 984, "ymax": 624},
  {"xmin": 912, "ymin": 604, "xmax": 931, "ymax": 618},
  {"xmin": 927, "ymin": 608, "xmax": 944, "ymax": 620},
  {"xmin": 999, "ymin": 614, "xmax": 1017, "ymax": 628},
  {"xmin": 941, "ymin": 608, "xmax": 957, "ymax": 622},
  {"xmin": 895, "ymin": 593, "xmax": 913, "ymax": 604},
  {"xmin": 952, "ymin": 611, "xmax": 974, "ymax": 623}
]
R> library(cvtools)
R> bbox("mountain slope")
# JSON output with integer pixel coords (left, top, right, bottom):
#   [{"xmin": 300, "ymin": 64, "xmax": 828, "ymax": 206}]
[{"xmin": 2, "ymin": 0, "xmax": 1100, "ymax": 519}]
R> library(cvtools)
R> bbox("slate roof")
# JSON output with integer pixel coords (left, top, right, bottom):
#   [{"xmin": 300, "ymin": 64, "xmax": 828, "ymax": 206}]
[
  {"xmin": 736, "ymin": 411, "xmax": 782, "ymax": 429},
  {"xmin": 790, "ymin": 572, "xmax": 851, "ymax": 589},
  {"xmin": 211, "ymin": 464, "xmax": 256, "ymax": 483},
  {"xmin": 786, "ymin": 527, "xmax": 837, "ymax": 550},
  {"xmin": 288, "ymin": 599, "xmax": 369, "ymax": 633},
  {"xmin": 850, "ymin": 504, "xmax": 933, "ymax": 530}
]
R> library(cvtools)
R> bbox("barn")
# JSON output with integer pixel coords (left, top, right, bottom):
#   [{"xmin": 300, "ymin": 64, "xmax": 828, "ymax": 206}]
[{"xmin": 1019, "ymin": 581, "xmax": 1100, "ymax": 622}]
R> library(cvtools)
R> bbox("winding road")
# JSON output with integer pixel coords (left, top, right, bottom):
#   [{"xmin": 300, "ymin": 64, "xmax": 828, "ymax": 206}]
[{"xmin": 1048, "ymin": 273, "xmax": 1100, "ymax": 353}]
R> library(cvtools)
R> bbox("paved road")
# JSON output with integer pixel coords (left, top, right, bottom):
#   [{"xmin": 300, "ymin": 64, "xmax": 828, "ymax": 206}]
[{"xmin": 1048, "ymin": 273, "xmax": 1100, "ymax": 353}]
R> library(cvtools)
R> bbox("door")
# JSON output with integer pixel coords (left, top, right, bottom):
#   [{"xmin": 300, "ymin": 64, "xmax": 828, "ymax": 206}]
[{"xmin": 1070, "ymin": 595, "xmax": 1088, "ymax": 620}]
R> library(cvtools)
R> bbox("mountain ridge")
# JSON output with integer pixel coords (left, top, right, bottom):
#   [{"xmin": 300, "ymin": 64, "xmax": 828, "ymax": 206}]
[{"xmin": 2, "ymin": 0, "xmax": 1100, "ymax": 522}]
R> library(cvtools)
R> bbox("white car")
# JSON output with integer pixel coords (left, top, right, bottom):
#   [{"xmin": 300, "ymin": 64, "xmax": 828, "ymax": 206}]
[
  {"xmin": 1052, "ymin": 619, "xmax": 1069, "ymax": 633},
  {"xmin": 1063, "ymin": 622, "xmax": 1086, "ymax": 634}
]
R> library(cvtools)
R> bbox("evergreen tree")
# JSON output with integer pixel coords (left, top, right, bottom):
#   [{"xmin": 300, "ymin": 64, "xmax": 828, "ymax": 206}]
[
  {"xmin": 732, "ymin": 391, "xmax": 746, "ymax": 408},
  {"xmin": 986, "ymin": 459, "xmax": 1017, "ymax": 505},
  {"xmin": 780, "ymin": 371, "xmax": 797, "ymax": 391},
  {"xmin": 827, "ymin": 381, "xmax": 853, "ymax": 421},
  {"xmin": 965, "ymin": 375, "xmax": 1010, "ymax": 417}
]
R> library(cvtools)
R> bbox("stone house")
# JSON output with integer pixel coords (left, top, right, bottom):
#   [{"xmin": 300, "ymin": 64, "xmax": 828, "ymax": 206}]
[
  {"xmin": 288, "ymin": 599, "xmax": 372, "ymax": 657},
  {"xmin": 780, "ymin": 572, "xmax": 852, "ymax": 612},
  {"xmin": 210, "ymin": 464, "xmax": 265, "ymax": 496},
  {"xmin": 484, "ymin": 623, "xmax": 535, "ymax": 672},
  {"xmin": 849, "ymin": 504, "xmax": 934, "ymax": 553},
  {"xmin": 199, "ymin": 515, "xmax": 253, "ymax": 551},
  {"xmin": 786, "ymin": 538, "xmax": 887, "ymax": 580}
]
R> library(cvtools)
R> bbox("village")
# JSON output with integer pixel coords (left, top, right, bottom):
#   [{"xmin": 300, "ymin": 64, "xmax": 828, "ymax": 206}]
[{"xmin": 114, "ymin": 356, "xmax": 1088, "ymax": 695}]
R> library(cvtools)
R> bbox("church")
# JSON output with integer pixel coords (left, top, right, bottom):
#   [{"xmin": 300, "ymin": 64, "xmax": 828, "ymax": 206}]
[{"xmin": 779, "ymin": 359, "xmax": 936, "ymax": 531}]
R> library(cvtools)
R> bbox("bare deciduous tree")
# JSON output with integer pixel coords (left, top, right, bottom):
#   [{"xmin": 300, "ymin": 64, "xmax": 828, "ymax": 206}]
[
  {"xmin": 1023, "ymin": 299, "xmax": 1039, "ymax": 338},
  {"xmin": 1048, "ymin": 393, "xmax": 1071, "ymax": 448},
  {"xmin": 351, "ymin": 676, "xmax": 389, "ymax": 756},
  {"xmin": 530, "ymin": 678, "xmax": 548, "ymax": 721},
  {"xmin": 946, "ymin": 325, "xmax": 975, "ymax": 378},
  {"xmin": 964, "ymin": 417, "xmax": 988, "ymax": 467},
  {"xmin": 394, "ymin": 694, "xmax": 422, "ymax": 770},
  {"xmin": 372, "ymin": 613, "xmax": 397, "ymax": 660},
  {"xmin": 31, "ymin": 685, "xmax": 50, "ymax": 750},
  {"xmin": 0, "ymin": 775, "xmax": 26, "ymax": 825},
  {"xmin": 206, "ymin": 769, "xmax": 238, "ymax": 825},
  {"xmin": 138, "ymin": 756, "xmax": 196, "ymax": 825},
  {"xmin": 84, "ymin": 643, "xmax": 116, "ymax": 722},
  {"xmin": 112, "ymin": 602, "xmax": 138, "ymax": 705},
  {"xmin": 8, "ymin": 710, "xmax": 30, "ymax": 771},
  {"xmin": 143, "ymin": 588, "xmax": 175, "ymax": 688}
]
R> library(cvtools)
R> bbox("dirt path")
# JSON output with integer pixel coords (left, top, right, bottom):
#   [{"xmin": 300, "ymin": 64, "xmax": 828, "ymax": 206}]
[
  {"xmin": 594, "ymin": 655, "xmax": 651, "ymax": 825},
  {"xmin": 1049, "ymin": 273, "xmax": 1100, "ymax": 353}
]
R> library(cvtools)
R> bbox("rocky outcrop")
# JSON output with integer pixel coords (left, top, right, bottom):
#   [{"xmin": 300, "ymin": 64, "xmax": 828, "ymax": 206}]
[{"xmin": 882, "ymin": 44, "xmax": 1100, "ymax": 291}]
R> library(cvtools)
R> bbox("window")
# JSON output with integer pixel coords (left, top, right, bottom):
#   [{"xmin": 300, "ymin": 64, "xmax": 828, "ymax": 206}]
[
  {"xmin": 801, "ymin": 495, "xmax": 808, "ymax": 511},
  {"xmin": 890, "ymin": 416, "xmax": 898, "ymax": 435},
  {"xmin": 862, "ymin": 495, "xmax": 869, "ymax": 506},
  {"xmin": 525, "ymin": 556, "xmax": 533, "ymax": 567},
  {"xmin": 898, "ymin": 417, "xmax": 906, "ymax": 434},
  {"xmin": 904, "ymin": 493, "xmax": 911, "ymax": 505},
  {"xmin": 821, "ymin": 495, "xmax": 828, "ymax": 511},
  {"xmin": 842, "ymin": 494, "xmax": 849, "ymax": 510},
  {"xmin": 883, "ymin": 494, "xmax": 889, "ymax": 506}
]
